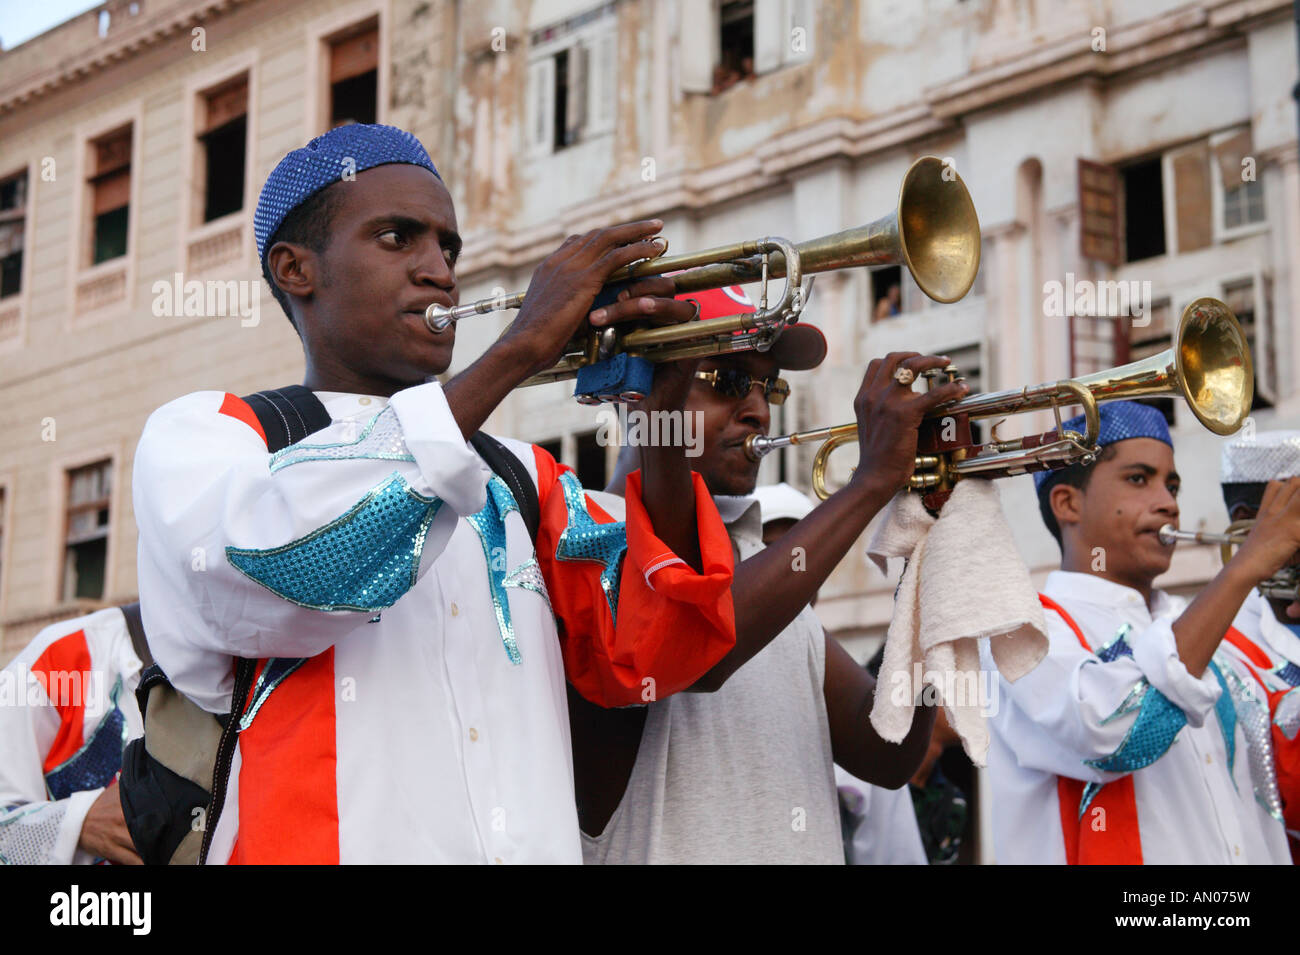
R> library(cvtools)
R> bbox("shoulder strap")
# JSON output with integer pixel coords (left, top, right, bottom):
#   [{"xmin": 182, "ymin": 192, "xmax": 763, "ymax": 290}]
[
  {"xmin": 241, "ymin": 385, "xmax": 332, "ymax": 451},
  {"xmin": 470, "ymin": 432, "xmax": 541, "ymax": 541},
  {"xmin": 198, "ymin": 657, "xmax": 256, "ymax": 865},
  {"xmin": 118, "ymin": 602, "xmax": 153, "ymax": 669}
]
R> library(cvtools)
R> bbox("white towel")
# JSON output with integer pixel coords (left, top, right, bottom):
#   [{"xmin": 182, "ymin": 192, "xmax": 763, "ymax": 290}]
[{"xmin": 867, "ymin": 479, "xmax": 1048, "ymax": 766}]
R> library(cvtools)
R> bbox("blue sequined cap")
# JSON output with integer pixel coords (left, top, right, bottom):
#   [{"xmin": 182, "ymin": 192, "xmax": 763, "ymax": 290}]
[
  {"xmin": 254, "ymin": 124, "xmax": 441, "ymax": 264},
  {"xmin": 1034, "ymin": 400, "xmax": 1173, "ymax": 494}
]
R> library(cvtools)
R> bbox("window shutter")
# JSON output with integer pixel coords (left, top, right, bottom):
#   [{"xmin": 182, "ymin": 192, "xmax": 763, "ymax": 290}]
[
  {"xmin": 1213, "ymin": 128, "xmax": 1253, "ymax": 191},
  {"xmin": 567, "ymin": 41, "xmax": 589, "ymax": 143},
  {"xmin": 1171, "ymin": 143, "xmax": 1212, "ymax": 254},
  {"xmin": 754, "ymin": 0, "xmax": 784, "ymax": 74},
  {"xmin": 679, "ymin": 0, "xmax": 717, "ymax": 93},
  {"xmin": 526, "ymin": 55, "xmax": 556, "ymax": 155},
  {"xmin": 785, "ymin": 0, "xmax": 812, "ymax": 64},
  {"xmin": 586, "ymin": 27, "xmax": 617, "ymax": 136},
  {"xmin": 330, "ymin": 27, "xmax": 379, "ymax": 84},
  {"xmin": 201, "ymin": 77, "xmax": 249, "ymax": 135},
  {"xmin": 1077, "ymin": 158, "xmax": 1120, "ymax": 266}
]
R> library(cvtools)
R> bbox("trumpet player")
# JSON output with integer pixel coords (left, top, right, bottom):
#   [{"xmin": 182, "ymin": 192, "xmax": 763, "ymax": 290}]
[
  {"xmin": 128, "ymin": 123, "xmax": 738, "ymax": 863},
  {"xmin": 986, "ymin": 400, "xmax": 1295, "ymax": 864},
  {"xmin": 1216, "ymin": 432, "xmax": 1300, "ymax": 859},
  {"xmin": 572, "ymin": 285, "xmax": 967, "ymax": 864}
]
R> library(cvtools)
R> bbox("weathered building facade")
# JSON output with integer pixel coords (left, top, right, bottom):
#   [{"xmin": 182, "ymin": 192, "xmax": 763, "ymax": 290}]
[{"xmin": 0, "ymin": 0, "xmax": 1296, "ymax": 681}]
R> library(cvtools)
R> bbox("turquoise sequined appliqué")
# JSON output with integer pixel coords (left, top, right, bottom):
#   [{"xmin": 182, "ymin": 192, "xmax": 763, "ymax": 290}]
[
  {"xmin": 268, "ymin": 406, "xmax": 414, "ymax": 473},
  {"xmin": 226, "ymin": 472, "xmax": 442, "ymax": 611},
  {"xmin": 1208, "ymin": 660, "xmax": 1237, "ymax": 776},
  {"xmin": 1079, "ymin": 681, "xmax": 1186, "ymax": 817},
  {"xmin": 1218, "ymin": 658, "xmax": 1283, "ymax": 820},
  {"xmin": 554, "ymin": 470, "xmax": 627, "ymax": 622},
  {"xmin": 465, "ymin": 476, "xmax": 542, "ymax": 665}
]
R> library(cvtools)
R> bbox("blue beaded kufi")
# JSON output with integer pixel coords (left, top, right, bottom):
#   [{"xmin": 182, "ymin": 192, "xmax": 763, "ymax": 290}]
[
  {"xmin": 254, "ymin": 123, "xmax": 441, "ymax": 264},
  {"xmin": 1034, "ymin": 400, "xmax": 1172, "ymax": 495}
]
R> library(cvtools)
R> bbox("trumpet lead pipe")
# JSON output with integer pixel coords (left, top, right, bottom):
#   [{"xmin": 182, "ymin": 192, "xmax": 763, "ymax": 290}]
[{"xmin": 1156, "ymin": 524, "xmax": 1245, "ymax": 547}]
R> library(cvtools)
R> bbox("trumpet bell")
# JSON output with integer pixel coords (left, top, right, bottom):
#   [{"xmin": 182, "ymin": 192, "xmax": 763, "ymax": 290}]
[
  {"xmin": 1072, "ymin": 297, "xmax": 1254, "ymax": 437},
  {"xmin": 897, "ymin": 156, "xmax": 983, "ymax": 304},
  {"xmin": 789, "ymin": 156, "xmax": 981, "ymax": 305},
  {"xmin": 1175, "ymin": 297, "xmax": 1255, "ymax": 435}
]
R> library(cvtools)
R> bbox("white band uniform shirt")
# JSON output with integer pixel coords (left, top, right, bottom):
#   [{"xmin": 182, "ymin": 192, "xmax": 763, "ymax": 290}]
[
  {"xmin": 0, "ymin": 608, "xmax": 143, "ymax": 864},
  {"xmin": 982, "ymin": 571, "xmax": 1290, "ymax": 864},
  {"xmin": 132, "ymin": 383, "xmax": 735, "ymax": 864}
]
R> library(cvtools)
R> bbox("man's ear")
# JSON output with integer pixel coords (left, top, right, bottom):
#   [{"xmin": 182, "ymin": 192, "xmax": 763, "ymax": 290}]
[
  {"xmin": 266, "ymin": 242, "xmax": 316, "ymax": 302},
  {"xmin": 1050, "ymin": 482, "xmax": 1084, "ymax": 535}
]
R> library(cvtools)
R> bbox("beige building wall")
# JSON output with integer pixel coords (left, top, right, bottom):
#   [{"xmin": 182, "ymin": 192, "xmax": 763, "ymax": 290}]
[{"xmin": 0, "ymin": 0, "xmax": 1297, "ymax": 664}]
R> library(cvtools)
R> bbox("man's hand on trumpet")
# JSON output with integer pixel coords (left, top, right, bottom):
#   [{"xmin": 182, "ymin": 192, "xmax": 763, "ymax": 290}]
[
  {"xmin": 500, "ymin": 219, "xmax": 698, "ymax": 378},
  {"xmin": 1230, "ymin": 476, "xmax": 1300, "ymax": 619},
  {"xmin": 446, "ymin": 219, "xmax": 698, "ymax": 438},
  {"xmin": 851, "ymin": 351, "xmax": 970, "ymax": 495}
]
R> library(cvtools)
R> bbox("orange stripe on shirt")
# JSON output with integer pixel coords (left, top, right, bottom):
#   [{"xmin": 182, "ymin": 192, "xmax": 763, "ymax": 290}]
[
  {"xmin": 1040, "ymin": 594, "xmax": 1144, "ymax": 864},
  {"xmin": 30, "ymin": 630, "xmax": 92, "ymax": 773},
  {"xmin": 229, "ymin": 649, "xmax": 339, "ymax": 864}
]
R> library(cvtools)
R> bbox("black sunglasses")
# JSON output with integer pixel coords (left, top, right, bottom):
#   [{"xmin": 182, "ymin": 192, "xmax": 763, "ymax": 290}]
[{"xmin": 694, "ymin": 368, "xmax": 791, "ymax": 405}]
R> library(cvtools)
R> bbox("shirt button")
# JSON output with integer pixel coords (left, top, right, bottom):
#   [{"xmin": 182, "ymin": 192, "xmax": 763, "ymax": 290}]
[
  {"xmin": 359, "ymin": 397, "xmax": 372, "ymax": 405},
  {"xmin": 494, "ymin": 857, "xmax": 504, "ymax": 864},
  {"xmin": 1205, "ymin": 754, "xmax": 1213, "ymax": 765},
  {"xmin": 451, "ymin": 603, "xmax": 459, "ymax": 617},
  {"xmin": 1234, "ymin": 845, "xmax": 1240, "ymax": 857},
  {"xmin": 469, "ymin": 728, "xmax": 479, "ymax": 742}
]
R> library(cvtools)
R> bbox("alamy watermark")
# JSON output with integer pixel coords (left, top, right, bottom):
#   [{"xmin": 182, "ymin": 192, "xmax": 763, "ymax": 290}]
[
  {"xmin": 0, "ymin": 665, "xmax": 107, "ymax": 711},
  {"xmin": 151, "ymin": 272, "xmax": 260, "ymax": 327},
  {"xmin": 890, "ymin": 663, "xmax": 1000, "ymax": 716},
  {"xmin": 595, "ymin": 405, "xmax": 703, "ymax": 457},
  {"xmin": 1042, "ymin": 272, "xmax": 1153, "ymax": 327}
]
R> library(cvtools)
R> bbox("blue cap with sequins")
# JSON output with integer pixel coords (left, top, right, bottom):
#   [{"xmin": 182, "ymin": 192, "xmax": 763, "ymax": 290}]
[
  {"xmin": 254, "ymin": 123, "xmax": 441, "ymax": 265},
  {"xmin": 1033, "ymin": 400, "xmax": 1172, "ymax": 494}
]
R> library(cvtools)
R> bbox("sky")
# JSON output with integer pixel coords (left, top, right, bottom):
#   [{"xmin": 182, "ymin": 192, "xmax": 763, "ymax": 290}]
[{"xmin": 1, "ymin": 0, "xmax": 103, "ymax": 50}]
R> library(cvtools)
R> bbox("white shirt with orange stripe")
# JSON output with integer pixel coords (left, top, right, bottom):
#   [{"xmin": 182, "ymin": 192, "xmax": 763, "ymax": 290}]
[
  {"xmin": 0, "ymin": 608, "xmax": 143, "ymax": 864},
  {"xmin": 133, "ymin": 384, "xmax": 735, "ymax": 864},
  {"xmin": 982, "ymin": 571, "xmax": 1290, "ymax": 864}
]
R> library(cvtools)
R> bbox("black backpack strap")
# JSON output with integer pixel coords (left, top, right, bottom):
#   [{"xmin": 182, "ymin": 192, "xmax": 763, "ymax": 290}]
[
  {"xmin": 118, "ymin": 602, "xmax": 153, "ymax": 669},
  {"xmin": 241, "ymin": 385, "xmax": 332, "ymax": 451},
  {"xmin": 470, "ymin": 432, "xmax": 541, "ymax": 541},
  {"xmin": 197, "ymin": 656, "xmax": 257, "ymax": 865}
]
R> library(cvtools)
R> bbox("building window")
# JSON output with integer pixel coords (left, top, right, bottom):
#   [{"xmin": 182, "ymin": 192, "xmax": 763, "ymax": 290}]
[
  {"xmin": 1124, "ymin": 298, "xmax": 1176, "ymax": 425},
  {"xmin": 575, "ymin": 430, "xmax": 606, "ymax": 490},
  {"xmin": 62, "ymin": 461, "xmax": 112, "ymax": 602},
  {"xmin": 88, "ymin": 126, "xmax": 132, "ymax": 266},
  {"xmin": 1222, "ymin": 179, "xmax": 1264, "ymax": 231},
  {"xmin": 0, "ymin": 170, "xmax": 26, "ymax": 299},
  {"xmin": 870, "ymin": 266, "xmax": 902, "ymax": 322},
  {"xmin": 715, "ymin": 0, "xmax": 755, "ymax": 93},
  {"xmin": 198, "ymin": 75, "xmax": 248, "ymax": 223},
  {"xmin": 527, "ymin": 5, "xmax": 617, "ymax": 156},
  {"xmin": 1121, "ymin": 157, "xmax": 1165, "ymax": 263},
  {"xmin": 538, "ymin": 438, "xmax": 562, "ymax": 462},
  {"xmin": 1222, "ymin": 278, "xmax": 1273, "ymax": 410},
  {"xmin": 329, "ymin": 22, "xmax": 379, "ymax": 127}
]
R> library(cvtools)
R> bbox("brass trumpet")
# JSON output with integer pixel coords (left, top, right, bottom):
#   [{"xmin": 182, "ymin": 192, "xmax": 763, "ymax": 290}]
[
  {"xmin": 1158, "ymin": 521, "xmax": 1300, "ymax": 602},
  {"xmin": 748, "ymin": 297, "xmax": 1254, "ymax": 506},
  {"xmin": 426, "ymin": 156, "xmax": 981, "ymax": 401}
]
